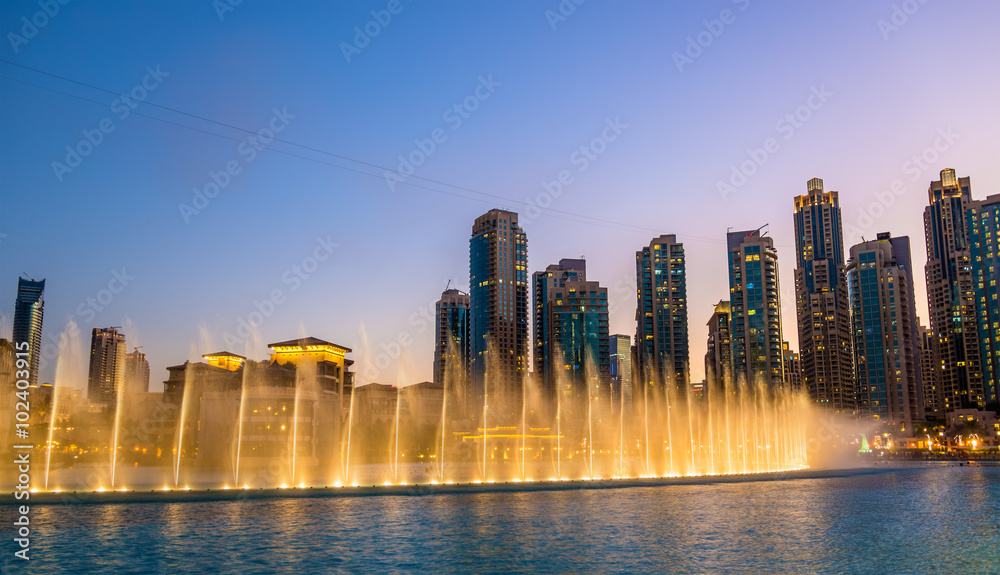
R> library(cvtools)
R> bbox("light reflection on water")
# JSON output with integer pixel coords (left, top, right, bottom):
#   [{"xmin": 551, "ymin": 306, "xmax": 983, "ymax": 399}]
[{"xmin": 14, "ymin": 467, "xmax": 1000, "ymax": 574}]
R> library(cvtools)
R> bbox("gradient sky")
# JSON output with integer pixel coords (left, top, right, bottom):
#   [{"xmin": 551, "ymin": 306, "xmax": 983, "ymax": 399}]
[{"xmin": 1, "ymin": 0, "xmax": 998, "ymax": 391}]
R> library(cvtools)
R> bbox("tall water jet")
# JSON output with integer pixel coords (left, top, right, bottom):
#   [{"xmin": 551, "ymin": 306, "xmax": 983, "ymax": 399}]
[
  {"xmin": 393, "ymin": 385, "xmax": 401, "ymax": 482},
  {"xmin": 109, "ymin": 364, "xmax": 129, "ymax": 488},
  {"xmin": 233, "ymin": 360, "xmax": 251, "ymax": 486},
  {"xmin": 45, "ymin": 320, "xmax": 82, "ymax": 490},
  {"xmin": 173, "ymin": 365, "xmax": 195, "ymax": 487}
]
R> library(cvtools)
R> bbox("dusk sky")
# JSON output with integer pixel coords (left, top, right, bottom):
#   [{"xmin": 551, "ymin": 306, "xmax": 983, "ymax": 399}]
[{"xmin": 1, "ymin": 0, "xmax": 998, "ymax": 391}]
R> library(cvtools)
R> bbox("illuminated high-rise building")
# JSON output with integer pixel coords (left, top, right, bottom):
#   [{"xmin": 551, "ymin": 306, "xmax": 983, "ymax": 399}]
[
  {"xmin": 635, "ymin": 235, "xmax": 689, "ymax": 392},
  {"xmin": 88, "ymin": 327, "xmax": 127, "ymax": 407},
  {"xmin": 847, "ymin": 233, "xmax": 922, "ymax": 431},
  {"xmin": 793, "ymin": 178, "xmax": 855, "ymax": 414},
  {"xmin": 727, "ymin": 229, "xmax": 784, "ymax": 387},
  {"xmin": 433, "ymin": 288, "xmax": 470, "ymax": 412},
  {"xmin": 705, "ymin": 300, "xmax": 732, "ymax": 386},
  {"xmin": 918, "ymin": 323, "xmax": 942, "ymax": 418},
  {"xmin": 124, "ymin": 348, "xmax": 150, "ymax": 393},
  {"xmin": 12, "ymin": 276, "xmax": 45, "ymax": 388},
  {"xmin": 967, "ymin": 194, "xmax": 1000, "ymax": 412},
  {"xmin": 923, "ymin": 169, "xmax": 984, "ymax": 412},
  {"xmin": 782, "ymin": 341, "xmax": 802, "ymax": 392},
  {"xmin": 469, "ymin": 209, "xmax": 528, "ymax": 419},
  {"xmin": 610, "ymin": 334, "xmax": 633, "ymax": 414},
  {"xmin": 533, "ymin": 259, "xmax": 609, "ymax": 410}
]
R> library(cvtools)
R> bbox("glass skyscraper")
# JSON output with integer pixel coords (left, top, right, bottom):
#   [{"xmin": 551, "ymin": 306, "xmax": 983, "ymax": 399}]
[
  {"xmin": 469, "ymin": 209, "xmax": 528, "ymax": 420},
  {"xmin": 968, "ymin": 194, "xmax": 1000, "ymax": 411},
  {"xmin": 793, "ymin": 178, "xmax": 855, "ymax": 414},
  {"xmin": 727, "ymin": 229, "xmax": 784, "ymax": 387},
  {"xmin": 13, "ymin": 277, "xmax": 45, "ymax": 388},
  {"xmin": 635, "ymin": 235, "xmax": 689, "ymax": 392}
]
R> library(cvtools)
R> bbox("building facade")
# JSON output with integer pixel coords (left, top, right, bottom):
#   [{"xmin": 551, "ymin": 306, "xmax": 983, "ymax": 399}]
[
  {"xmin": 88, "ymin": 327, "xmax": 127, "ymax": 407},
  {"xmin": 433, "ymin": 288, "xmax": 470, "ymax": 388},
  {"xmin": 609, "ymin": 334, "xmax": 633, "ymax": 414},
  {"xmin": 847, "ymin": 234, "xmax": 922, "ymax": 432},
  {"xmin": 793, "ymin": 178, "xmax": 855, "ymax": 414},
  {"xmin": 635, "ymin": 235, "xmax": 689, "ymax": 392},
  {"xmin": 124, "ymin": 348, "xmax": 151, "ymax": 393},
  {"xmin": 727, "ymin": 229, "xmax": 784, "ymax": 387},
  {"xmin": 13, "ymin": 277, "xmax": 45, "ymax": 388},
  {"xmin": 918, "ymin": 323, "xmax": 942, "ymax": 418},
  {"xmin": 705, "ymin": 300, "xmax": 732, "ymax": 387},
  {"xmin": 967, "ymin": 194, "xmax": 1000, "ymax": 412},
  {"xmin": 533, "ymin": 259, "xmax": 610, "ymax": 409},
  {"xmin": 469, "ymin": 209, "xmax": 528, "ymax": 419},
  {"xmin": 923, "ymin": 168, "xmax": 984, "ymax": 412},
  {"xmin": 782, "ymin": 341, "xmax": 803, "ymax": 392}
]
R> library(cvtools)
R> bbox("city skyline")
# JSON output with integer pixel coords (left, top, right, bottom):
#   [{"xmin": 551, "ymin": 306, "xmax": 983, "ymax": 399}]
[{"xmin": 1, "ymin": 1, "xmax": 998, "ymax": 391}]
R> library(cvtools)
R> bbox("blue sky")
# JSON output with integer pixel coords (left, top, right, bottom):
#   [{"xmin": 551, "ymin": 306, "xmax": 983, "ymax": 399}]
[{"xmin": 1, "ymin": 0, "xmax": 998, "ymax": 389}]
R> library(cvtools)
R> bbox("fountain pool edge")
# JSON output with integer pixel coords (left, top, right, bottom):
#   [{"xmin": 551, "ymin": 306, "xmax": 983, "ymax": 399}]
[{"xmin": 7, "ymin": 467, "xmax": 901, "ymax": 506}]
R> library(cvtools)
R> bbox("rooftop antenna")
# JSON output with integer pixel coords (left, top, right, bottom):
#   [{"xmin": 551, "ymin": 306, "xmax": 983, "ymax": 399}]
[
  {"xmin": 22, "ymin": 273, "xmax": 36, "ymax": 281},
  {"xmin": 758, "ymin": 223, "xmax": 770, "ymax": 237},
  {"xmin": 445, "ymin": 279, "xmax": 451, "ymax": 291}
]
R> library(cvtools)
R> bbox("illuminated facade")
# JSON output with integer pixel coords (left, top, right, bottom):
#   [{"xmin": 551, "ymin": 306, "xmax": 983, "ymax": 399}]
[
  {"xmin": 967, "ymin": 194, "xmax": 1000, "ymax": 412},
  {"xmin": 469, "ymin": 209, "xmax": 528, "ymax": 420},
  {"xmin": 793, "ymin": 178, "xmax": 855, "ymax": 414},
  {"xmin": 124, "ymin": 348, "xmax": 151, "ymax": 393},
  {"xmin": 635, "ymin": 235, "xmax": 689, "ymax": 392},
  {"xmin": 532, "ymin": 259, "xmax": 610, "ymax": 411},
  {"xmin": 203, "ymin": 351, "xmax": 246, "ymax": 372},
  {"xmin": 267, "ymin": 337, "xmax": 354, "ymax": 410},
  {"xmin": 12, "ymin": 276, "xmax": 44, "ymax": 388},
  {"xmin": 727, "ymin": 229, "xmax": 784, "ymax": 387},
  {"xmin": 923, "ymin": 169, "xmax": 984, "ymax": 411},
  {"xmin": 609, "ymin": 334, "xmax": 633, "ymax": 414},
  {"xmin": 433, "ymin": 288, "xmax": 470, "ymax": 387},
  {"xmin": 705, "ymin": 300, "xmax": 732, "ymax": 386},
  {"xmin": 918, "ymin": 323, "xmax": 942, "ymax": 418},
  {"xmin": 782, "ymin": 341, "xmax": 802, "ymax": 392},
  {"xmin": 87, "ymin": 327, "xmax": 127, "ymax": 408},
  {"xmin": 847, "ymin": 233, "xmax": 921, "ymax": 431}
]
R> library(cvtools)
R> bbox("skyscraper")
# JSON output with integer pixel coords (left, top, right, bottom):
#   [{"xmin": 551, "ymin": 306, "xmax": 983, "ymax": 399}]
[
  {"xmin": 635, "ymin": 235, "xmax": 689, "ymax": 391},
  {"xmin": 727, "ymin": 229, "xmax": 784, "ymax": 387},
  {"xmin": 782, "ymin": 341, "xmax": 802, "ymax": 392},
  {"xmin": 469, "ymin": 209, "xmax": 528, "ymax": 419},
  {"xmin": 847, "ymin": 233, "xmax": 922, "ymax": 431},
  {"xmin": 533, "ymin": 259, "xmax": 609, "ymax": 409},
  {"xmin": 433, "ymin": 288, "xmax": 470, "ymax": 389},
  {"xmin": 705, "ymin": 300, "xmax": 732, "ymax": 386},
  {"xmin": 923, "ymin": 168, "xmax": 984, "ymax": 412},
  {"xmin": 918, "ymin": 322, "xmax": 942, "ymax": 418},
  {"xmin": 967, "ymin": 194, "xmax": 1000, "ymax": 412},
  {"xmin": 793, "ymin": 178, "xmax": 855, "ymax": 414},
  {"xmin": 124, "ymin": 348, "xmax": 150, "ymax": 393},
  {"xmin": 88, "ymin": 327, "xmax": 127, "ymax": 407},
  {"xmin": 609, "ymin": 334, "xmax": 633, "ymax": 414},
  {"xmin": 12, "ymin": 276, "xmax": 44, "ymax": 388}
]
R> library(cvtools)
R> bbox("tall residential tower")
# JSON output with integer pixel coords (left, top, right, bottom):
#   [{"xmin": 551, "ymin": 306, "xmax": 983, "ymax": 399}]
[
  {"xmin": 469, "ymin": 209, "xmax": 528, "ymax": 419},
  {"xmin": 635, "ymin": 235, "xmax": 689, "ymax": 392},
  {"xmin": 88, "ymin": 327, "xmax": 127, "ymax": 407},
  {"xmin": 13, "ymin": 277, "xmax": 45, "ymax": 388},
  {"xmin": 727, "ymin": 229, "xmax": 784, "ymax": 387},
  {"xmin": 793, "ymin": 178, "xmax": 855, "ymax": 414}
]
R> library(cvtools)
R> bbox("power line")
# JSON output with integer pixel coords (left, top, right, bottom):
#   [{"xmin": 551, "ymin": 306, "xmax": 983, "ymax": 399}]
[{"xmin": 0, "ymin": 60, "xmax": 726, "ymax": 243}]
